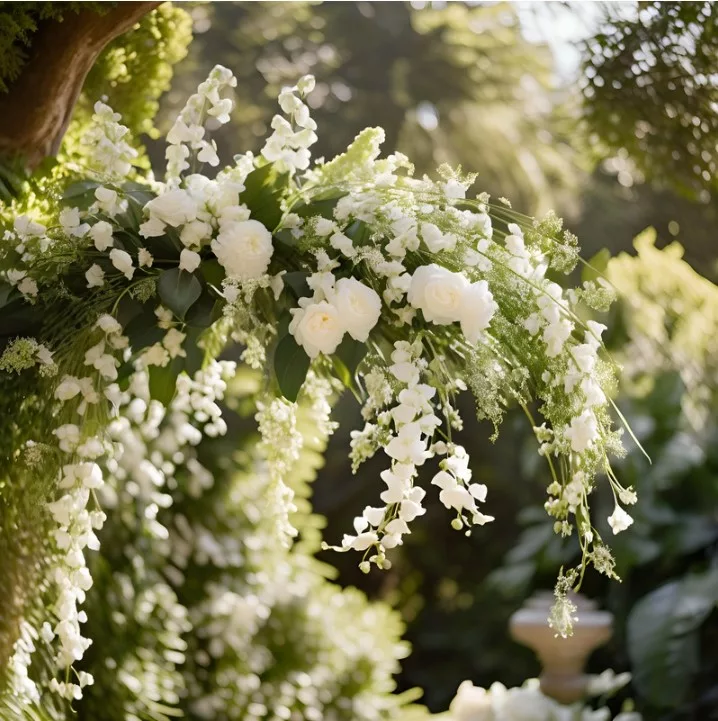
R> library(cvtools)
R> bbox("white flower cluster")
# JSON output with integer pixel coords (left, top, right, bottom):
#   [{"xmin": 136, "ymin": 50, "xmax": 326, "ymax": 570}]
[
  {"xmin": 334, "ymin": 339, "xmax": 492, "ymax": 568},
  {"xmin": 165, "ymin": 64, "xmax": 237, "ymax": 182},
  {"xmin": 255, "ymin": 396, "xmax": 303, "ymax": 544},
  {"xmin": 84, "ymin": 101, "xmax": 139, "ymax": 180},
  {"xmin": 448, "ymin": 676, "xmax": 640, "ymax": 721},
  {"xmin": 2, "ymin": 215, "xmax": 49, "ymax": 299},
  {"xmin": 36, "ymin": 315, "xmax": 131, "ymax": 699},
  {"xmin": 6, "ymin": 621, "xmax": 41, "ymax": 706},
  {"xmin": 290, "ymin": 267, "xmax": 382, "ymax": 358},
  {"xmin": 261, "ymin": 74, "xmax": 318, "ymax": 174}
]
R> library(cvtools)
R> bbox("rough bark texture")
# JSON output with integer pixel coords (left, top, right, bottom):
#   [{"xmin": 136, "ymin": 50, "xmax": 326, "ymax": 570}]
[{"xmin": 0, "ymin": 2, "xmax": 160, "ymax": 170}]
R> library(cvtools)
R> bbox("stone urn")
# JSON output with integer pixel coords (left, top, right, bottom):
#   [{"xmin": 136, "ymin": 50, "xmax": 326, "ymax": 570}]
[{"xmin": 509, "ymin": 591, "xmax": 613, "ymax": 704}]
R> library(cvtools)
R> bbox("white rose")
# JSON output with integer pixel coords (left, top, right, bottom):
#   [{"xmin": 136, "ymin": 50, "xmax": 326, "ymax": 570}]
[
  {"xmin": 289, "ymin": 301, "xmax": 345, "ymax": 358},
  {"xmin": 144, "ymin": 189, "xmax": 197, "ymax": 227},
  {"xmin": 90, "ymin": 221, "xmax": 113, "ymax": 252},
  {"xmin": 449, "ymin": 681, "xmax": 494, "ymax": 721},
  {"xmin": 408, "ymin": 264, "xmax": 468, "ymax": 324},
  {"xmin": 179, "ymin": 249, "xmax": 201, "ymax": 273},
  {"xmin": 85, "ymin": 264, "xmax": 105, "ymax": 288},
  {"xmin": 460, "ymin": 280, "xmax": 497, "ymax": 344},
  {"xmin": 421, "ymin": 222, "xmax": 456, "ymax": 253},
  {"xmin": 211, "ymin": 219, "xmax": 273, "ymax": 281},
  {"xmin": 333, "ymin": 277, "xmax": 381, "ymax": 342},
  {"xmin": 109, "ymin": 249, "xmax": 134, "ymax": 280}
]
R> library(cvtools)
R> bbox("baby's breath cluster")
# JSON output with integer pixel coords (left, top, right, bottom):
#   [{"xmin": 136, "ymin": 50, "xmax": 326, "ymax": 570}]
[{"xmin": 0, "ymin": 64, "xmax": 634, "ymax": 703}]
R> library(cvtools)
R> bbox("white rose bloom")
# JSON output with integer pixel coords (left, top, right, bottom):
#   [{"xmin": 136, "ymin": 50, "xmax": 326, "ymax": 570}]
[
  {"xmin": 144, "ymin": 189, "xmax": 197, "ymax": 227},
  {"xmin": 460, "ymin": 280, "xmax": 497, "ymax": 344},
  {"xmin": 85, "ymin": 264, "xmax": 105, "ymax": 288},
  {"xmin": 179, "ymin": 249, "xmax": 201, "ymax": 273},
  {"xmin": 109, "ymin": 249, "xmax": 134, "ymax": 280},
  {"xmin": 449, "ymin": 681, "xmax": 494, "ymax": 721},
  {"xmin": 289, "ymin": 301, "xmax": 345, "ymax": 358},
  {"xmin": 408, "ymin": 264, "xmax": 468, "ymax": 324},
  {"xmin": 333, "ymin": 277, "xmax": 381, "ymax": 342},
  {"xmin": 211, "ymin": 219, "xmax": 273, "ymax": 281},
  {"xmin": 608, "ymin": 504, "xmax": 634, "ymax": 535}
]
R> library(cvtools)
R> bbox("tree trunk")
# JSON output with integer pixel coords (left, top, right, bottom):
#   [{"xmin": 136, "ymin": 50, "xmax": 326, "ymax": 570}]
[{"xmin": 0, "ymin": 2, "xmax": 160, "ymax": 170}]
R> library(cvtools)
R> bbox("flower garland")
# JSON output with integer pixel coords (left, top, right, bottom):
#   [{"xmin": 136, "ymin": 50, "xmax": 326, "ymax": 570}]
[{"xmin": 0, "ymin": 65, "xmax": 635, "ymax": 698}]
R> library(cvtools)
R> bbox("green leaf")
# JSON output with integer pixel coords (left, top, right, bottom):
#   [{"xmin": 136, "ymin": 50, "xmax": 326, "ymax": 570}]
[
  {"xmin": 273, "ymin": 229, "xmax": 300, "ymax": 248},
  {"xmin": 274, "ymin": 333, "xmax": 310, "ymax": 402},
  {"xmin": 183, "ymin": 328, "xmax": 205, "ymax": 376},
  {"xmin": 293, "ymin": 197, "xmax": 340, "ymax": 220},
  {"xmin": 333, "ymin": 335, "xmax": 367, "ymax": 389},
  {"xmin": 345, "ymin": 219, "xmax": 370, "ymax": 245},
  {"xmin": 283, "ymin": 271, "xmax": 310, "ymax": 299},
  {"xmin": 0, "ymin": 281, "xmax": 14, "ymax": 310},
  {"xmin": 200, "ymin": 259, "xmax": 225, "ymax": 289},
  {"xmin": 148, "ymin": 357, "xmax": 184, "ymax": 405},
  {"xmin": 124, "ymin": 307, "xmax": 164, "ymax": 355},
  {"xmin": 627, "ymin": 568, "xmax": 718, "ymax": 707},
  {"xmin": 157, "ymin": 268, "xmax": 202, "ymax": 320},
  {"xmin": 241, "ymin": 162, "xmax": 289, "ymax": 231},
  {"xmin": 184, "ymin": 289, "xmax": 220, "ymax": 328},
  {"xmin": 581, "ymin": 248, "xmax": 611, "ymax": 285},
  {"xmin": 62, "ymin": 180, "xmax": 101, "ymax": 207}
]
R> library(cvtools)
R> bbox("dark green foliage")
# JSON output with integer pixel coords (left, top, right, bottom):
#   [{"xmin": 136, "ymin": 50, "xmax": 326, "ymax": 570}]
[
  {"xmin": 627, "ymin": 568, "xmax": 718, "ymax": 709},
  {"xmin": 582, "ymin": 1, "xmax": 718, "ymax": 201}
]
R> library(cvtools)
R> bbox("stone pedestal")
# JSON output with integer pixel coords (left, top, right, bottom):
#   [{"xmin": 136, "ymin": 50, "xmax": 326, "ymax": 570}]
[{"xmin": 509, "ymin": 591, "xmax": 613, "ymax": 704}]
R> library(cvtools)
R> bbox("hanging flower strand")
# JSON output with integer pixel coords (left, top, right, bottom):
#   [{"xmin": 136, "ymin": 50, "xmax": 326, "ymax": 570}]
[{"xmin": 0, "ymin": 65, "xmax": 638, "ymax": 698}]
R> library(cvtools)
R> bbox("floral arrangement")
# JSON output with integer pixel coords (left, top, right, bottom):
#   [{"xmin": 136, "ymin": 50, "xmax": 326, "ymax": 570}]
[
  {"xmin": 446, "ymin": 672, "xmax": 640, "ymax": 721},
  {"xmin": 0, "ymin": 65, "xmax": 635, "ymax": 702},
  {"xmin": 54, "ymin": 361, "xmax": 410, "ymax": 721}
]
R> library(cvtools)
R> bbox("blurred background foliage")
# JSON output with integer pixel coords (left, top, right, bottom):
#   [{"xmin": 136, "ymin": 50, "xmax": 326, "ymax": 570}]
[{"xmin": 148, "ymin": 1, "xmax": 718, "ymax": 718}]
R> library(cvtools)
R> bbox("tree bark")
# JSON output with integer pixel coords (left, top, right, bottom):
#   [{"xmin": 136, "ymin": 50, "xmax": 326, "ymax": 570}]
[{"xmin": 0, "ymin": 2, "xmax": 160, "ymax": 170}]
